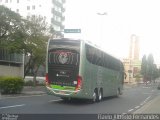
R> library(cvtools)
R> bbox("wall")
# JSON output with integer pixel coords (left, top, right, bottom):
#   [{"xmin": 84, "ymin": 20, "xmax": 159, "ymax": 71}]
[{"xmin": 0, "ymin": 64, "xmax": 23, "ymax": 77}]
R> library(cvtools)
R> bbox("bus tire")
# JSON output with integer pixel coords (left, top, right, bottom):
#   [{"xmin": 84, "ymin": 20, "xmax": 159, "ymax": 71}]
[
  {"xmin": 92, "ymin": 89, "xmax": 98, "ymax": 103},
  {"xmin": 98, "ymin": 89, "xmax": 103, "ymax": 102}
]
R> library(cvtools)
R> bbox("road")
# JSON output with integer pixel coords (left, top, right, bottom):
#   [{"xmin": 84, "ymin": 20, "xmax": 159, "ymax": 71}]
[{"xmin": 0, "ymin": 83, "xmax": 159, "ymax": 114}]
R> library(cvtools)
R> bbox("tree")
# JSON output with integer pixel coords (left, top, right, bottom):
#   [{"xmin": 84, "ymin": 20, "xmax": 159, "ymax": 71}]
[
  {"xmin": 0, "ymin": 6, "xmax": 52, "ymax": 86},
  {"xmin": 147, "ymin": 54, "xmax": 154, "ymax": 81},
  {"xmin": 23, "ymin": 16, "xmax": 50, "ymax": 86},
  {"xmin": 141, "ymin": 53, "xmax": 159, "ymax": 83},
  {"xmin": 0, "ymin": 5, "xmax": 26, "ymax": 51},
  {"xmin": 141, "ymin": 55, "xmax": 147, "ymax": 82}
]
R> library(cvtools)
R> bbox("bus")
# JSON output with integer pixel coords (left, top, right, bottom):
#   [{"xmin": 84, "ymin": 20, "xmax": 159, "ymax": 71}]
[{"xmin": 45, "ymin": 38, "xmax": 125, "ymax": 102}]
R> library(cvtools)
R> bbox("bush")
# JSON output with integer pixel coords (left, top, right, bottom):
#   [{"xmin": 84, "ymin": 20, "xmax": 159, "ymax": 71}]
[{"xmin": 0, "ymin": 76, "xmax": 24, "ymax": 94}]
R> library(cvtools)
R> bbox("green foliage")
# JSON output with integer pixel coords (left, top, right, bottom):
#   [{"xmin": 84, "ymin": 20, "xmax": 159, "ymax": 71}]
[
  {"xmin": 141, "ymin": 55, "xmax": 147, "ymax": 76},
  {"xmin": 0, "ymin": 5, "xmax": 50, "ymax": 82},
  {"xmin": 141, "ymin": 54, "xmax": 160, "ymax": 81},
  {"xmin": 0, "ymin": 5, "xmax": 26, "ymax": 52},
  {"xmin": 0, "ymin": 76, "xmax": 24, "ymax": 94}
]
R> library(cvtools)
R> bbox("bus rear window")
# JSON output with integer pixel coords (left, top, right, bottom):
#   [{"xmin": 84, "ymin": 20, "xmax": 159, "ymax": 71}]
[{"xmin": 48, "ymin": 40, "xmax": 80, "ymax": 65}]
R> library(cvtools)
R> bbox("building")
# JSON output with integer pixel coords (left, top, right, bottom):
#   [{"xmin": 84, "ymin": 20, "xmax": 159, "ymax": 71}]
[
  {"xmin": 0, "ymin": 0, "xmax": 65, "ymax": 37},
  {"xmin": 0, "ymin": 0, "xmax": 65, "ymax": 77},
  {"xmin": 0, "ymin": 49, "xmax": 23, "ymax": 77},
  {"xmin": 123, "ymin": 35, "xmax": 141, "ymax": 83}
]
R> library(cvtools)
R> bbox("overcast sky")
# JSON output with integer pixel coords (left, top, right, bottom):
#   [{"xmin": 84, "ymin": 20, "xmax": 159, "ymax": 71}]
[{"xmin": 64, "ymin": 0, "xmax": 160, "ymax": 64}]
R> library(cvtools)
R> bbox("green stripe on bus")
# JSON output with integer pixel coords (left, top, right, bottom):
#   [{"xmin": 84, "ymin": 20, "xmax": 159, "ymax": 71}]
[{"xmin": 51, "ymin": 85, "xmax": 75, "ymax": 90}]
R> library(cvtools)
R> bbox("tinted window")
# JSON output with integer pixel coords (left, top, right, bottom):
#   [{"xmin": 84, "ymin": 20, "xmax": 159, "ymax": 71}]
[
  {"xmin": 48, "ymin": 39, "xmax": 80, "ymax": 66},
  {"xmin": 86, "ymin": 44, "xmax": 121, "ymax": 71}
]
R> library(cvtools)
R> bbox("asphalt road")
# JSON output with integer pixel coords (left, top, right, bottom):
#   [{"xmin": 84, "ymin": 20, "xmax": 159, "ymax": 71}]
[{"xmin": 0, "ymin": 83, "xmax": 159, "ymax": 114}]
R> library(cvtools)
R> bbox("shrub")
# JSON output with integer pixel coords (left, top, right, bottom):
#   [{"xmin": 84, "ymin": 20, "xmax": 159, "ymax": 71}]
[{"xmin": 0, "ymin": 76, "xmax": 24, "ymax": 94}]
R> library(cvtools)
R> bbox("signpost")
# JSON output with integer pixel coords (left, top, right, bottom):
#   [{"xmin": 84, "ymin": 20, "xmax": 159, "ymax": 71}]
[{"xmin": 64, "ymin": 29, "xmax": 81, "ymax": 33}]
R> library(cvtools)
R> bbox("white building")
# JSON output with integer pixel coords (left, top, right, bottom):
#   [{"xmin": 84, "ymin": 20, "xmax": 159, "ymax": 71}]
[{"xmin": 0, "ymin": 0, "xmax": 65, "ymax": 35}]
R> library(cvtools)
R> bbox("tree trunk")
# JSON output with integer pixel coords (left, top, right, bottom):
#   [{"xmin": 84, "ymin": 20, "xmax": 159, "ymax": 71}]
[{"xmin": 33, "ymin": 66, "xmax": 40, "ymax": 86}]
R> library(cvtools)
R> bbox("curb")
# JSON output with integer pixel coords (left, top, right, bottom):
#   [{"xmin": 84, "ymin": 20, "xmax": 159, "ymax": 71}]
[{"xmin": 0, "ymin": 91, "xmax": 46, "ymax": 99}]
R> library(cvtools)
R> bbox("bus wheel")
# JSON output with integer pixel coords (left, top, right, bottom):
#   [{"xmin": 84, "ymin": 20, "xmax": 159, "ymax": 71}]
[
  {"xmin": 98, "ymin": 89, "xmax": 103, "ymax": 102},
  {"xmin": 92, "ymin": 89, "xmax": 98, "ymax": 102}
]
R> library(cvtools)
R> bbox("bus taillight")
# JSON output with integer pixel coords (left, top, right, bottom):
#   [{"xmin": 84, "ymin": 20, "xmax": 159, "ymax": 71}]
[
  {"xmin": 45, "ymin": 73, "xmax": 50, "ymax": 85},
  {"xmin": 76, "ymin": 75, "xmax": 82, "ymax": 90}
]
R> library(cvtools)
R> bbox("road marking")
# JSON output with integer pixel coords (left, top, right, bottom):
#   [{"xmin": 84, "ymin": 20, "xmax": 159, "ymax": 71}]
[
  {"xmin": 143, "ymin": 93, "xmax": 152, "ymax": 94},
  {"xmin": 140, "ymin": 96, "xmax": 151, "ymax": 106},
  {"xmin": 142, "ymin": 87, "xmax": 150, "ymax": 88},
  {"xmin": 146, "ymin": 96, "xmax": 151, "ymax": 100},
  {"xmin": 128, "ymin": 109, "xmax": 134, "ymax": 112},
  {"xmin": 0, "ymin": 104, "xmax": 25, "ymax": 109},
  {"xmin": 135, "ymin": 106, "xmax": 140, "ymax": 109},
  {"xmin": 1, "ymin": 94, "xmax": 46, "ymax": 99},
  {"xmin": 48, "ymin": 99, "xmax": 62, "ymax": 103}
]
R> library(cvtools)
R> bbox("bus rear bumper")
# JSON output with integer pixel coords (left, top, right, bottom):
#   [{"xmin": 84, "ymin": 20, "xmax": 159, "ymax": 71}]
[{"xmin": 46, "ymin": 86, "xmax": 92, "ymax": 99}]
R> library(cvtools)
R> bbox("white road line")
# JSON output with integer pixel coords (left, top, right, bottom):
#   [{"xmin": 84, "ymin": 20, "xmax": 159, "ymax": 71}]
[
  {"xmin": 146, "ymin": 96, "xmax": 151, "ymax": 100},
  {"xmin": 135, "ymin": 106, "xmax": 140, "ymax": 109},
  {"xmin": 143, "ymin": 93, "xmax": 152, "ymax": 94},
  {"xmin": 1, "ymin": 94, "xmax": 46, "ymax": 99},
  {"xmin": 0, "ymin": 104, "xmax": 25, "ymax": 109},
  {"xmin": 140, "ymin": 96, "xmax": 151, "ymax": 106},
  {"xmin": 48, "ymin": 99, "xmax": 62, "ymax": 103},
  {"xmin": 128, "ymin": 109, "xmax": 134, "ymax": 112}
]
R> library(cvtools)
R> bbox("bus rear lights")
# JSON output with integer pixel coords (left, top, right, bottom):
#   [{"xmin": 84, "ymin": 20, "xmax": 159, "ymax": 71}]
[
  {"xmin": 45, "ymin": 73, "xmax": 51, "ymax": 86},
  {"xmin": 75, "ymin": 75, "xmax": 82, "ymax": 91}
]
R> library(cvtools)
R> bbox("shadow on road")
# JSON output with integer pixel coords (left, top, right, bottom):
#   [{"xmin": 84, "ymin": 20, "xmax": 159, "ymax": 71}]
[{"xmin": 50, "ymin": 96, "xmax": 120, "ymax": 106}]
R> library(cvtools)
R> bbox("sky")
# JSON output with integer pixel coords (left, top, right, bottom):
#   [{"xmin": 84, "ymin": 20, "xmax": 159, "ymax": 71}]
[{"xmin": 64, "ymin": 0, "xmax": 160, "ymax": 64}]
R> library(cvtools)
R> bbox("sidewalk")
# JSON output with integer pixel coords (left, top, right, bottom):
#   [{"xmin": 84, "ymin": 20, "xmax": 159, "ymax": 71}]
[
  {"xmin": 134, "ymin": 95, "xmax": 160, "ymax": 113},
  {"xmin": 0, "ymin": 86, "xmax": 46, "ymax": 99}
]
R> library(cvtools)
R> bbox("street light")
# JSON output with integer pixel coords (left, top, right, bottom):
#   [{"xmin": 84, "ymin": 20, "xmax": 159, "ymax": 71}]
[{"xmin": 96, "ymin": 12, "xmax": 107, "ymax": 46}]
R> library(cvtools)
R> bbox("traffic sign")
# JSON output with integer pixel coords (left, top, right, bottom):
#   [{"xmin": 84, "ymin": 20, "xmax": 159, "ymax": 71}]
[{"xmin": 64, "ymin": 29, "xmax": 81, "ymax": 33}]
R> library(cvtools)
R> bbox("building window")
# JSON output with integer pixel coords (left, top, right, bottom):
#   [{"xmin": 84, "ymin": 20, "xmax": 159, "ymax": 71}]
[
  {"xmin": 10, "ymin": 0, "xmax": 12, "ymax": 3},
  {"xmin": 5, "ymin": 0, "xmax": 8, "ymax": 3},
  {"xmin": 27, "ymin": 6, "xmax": 30, "ymax": 10},
  {"xmin": 17, "ymin": 0, "xmax": 19, "ymax": 3},
  {"xmin": 32, "ymin": 5, "xmax": 35, "ymax": 10},
  {"xmin": 0, "ymin": 0, "xmax": 2, "ymax": 3}
]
